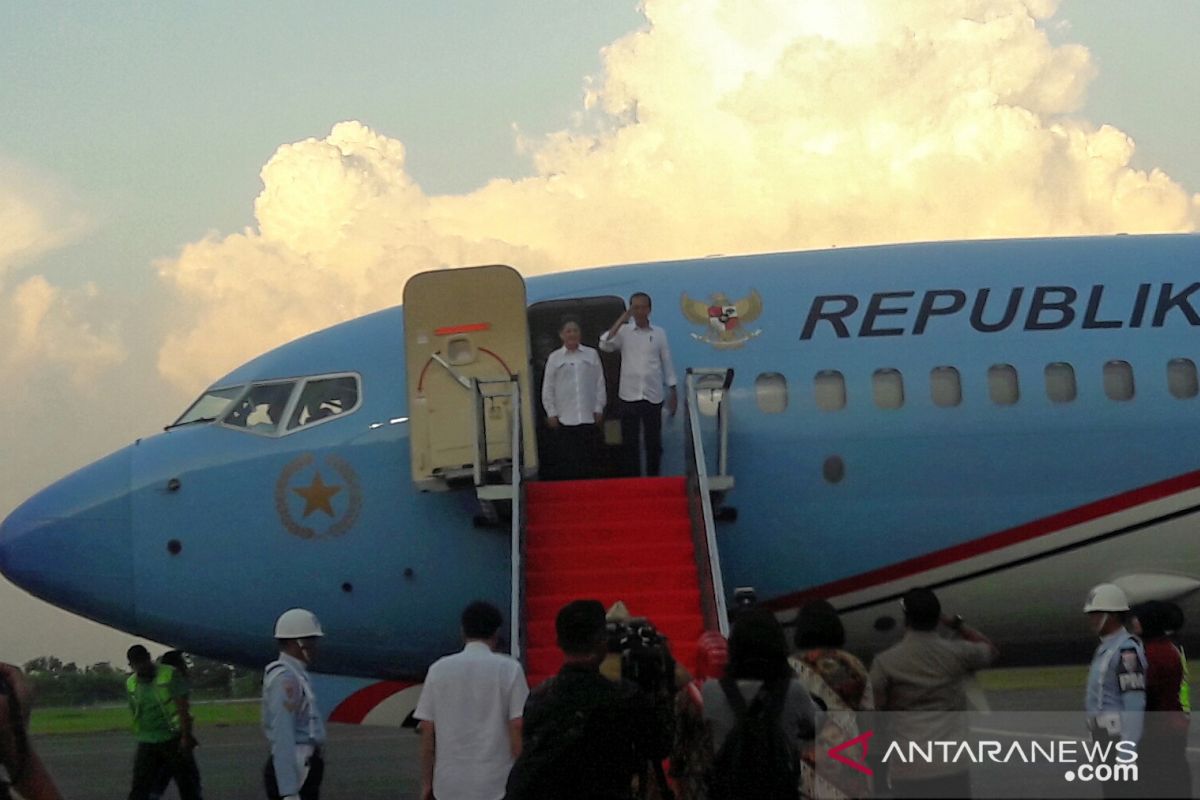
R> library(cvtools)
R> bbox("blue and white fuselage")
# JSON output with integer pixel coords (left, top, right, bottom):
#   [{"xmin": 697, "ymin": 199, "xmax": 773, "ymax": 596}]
[{"xmin": 3, "ymin": 234, "xmax": 1200, "ymax": 689}]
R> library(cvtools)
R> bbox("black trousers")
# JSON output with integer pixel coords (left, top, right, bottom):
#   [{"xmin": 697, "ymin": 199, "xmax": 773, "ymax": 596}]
[
  {"xmin": 1137, "ymin": 733, "xmax": 1192, "ymax": 798},
  {"xmin": 551, "ymin": 423, "xmax": 600, "ymax": 480},
  {"xmin": 264, "ymin": 751, "xmax": 324, "ymax": 800},
  {"xmin": 129, "ymin": 738, "xmax": 202, "ymax": 800},
  {"xmin": 619, "ymin": 400, "xmax": 663, "ymax": 476}
]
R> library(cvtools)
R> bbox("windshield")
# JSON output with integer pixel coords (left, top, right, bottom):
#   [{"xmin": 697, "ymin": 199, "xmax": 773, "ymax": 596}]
[
  {"xmin": 288, "ymin": 376, "xmax": 359, "ymax": 430},
  {"xmin": 169, "ymin": 386, "xmax": 245, "ymax": 428},
  {"xmin": 222, "ymin": 381, "xmax": 297, "ymax": 434}
]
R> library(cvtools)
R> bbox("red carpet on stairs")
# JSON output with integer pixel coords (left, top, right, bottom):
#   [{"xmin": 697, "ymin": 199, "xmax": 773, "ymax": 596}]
[{"xmin": 522, "ymin": 476, "xmax": 708, "ymax": 686}]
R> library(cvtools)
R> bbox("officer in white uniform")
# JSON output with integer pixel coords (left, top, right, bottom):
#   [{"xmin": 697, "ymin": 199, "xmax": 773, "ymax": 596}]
[
  {"xmin": 262, "ymin": 609, "xmax": 327, "ymax": 800},
  {"xmin": 1083, "ymin": 582, "xmax": 1146, "ymax": 797}
]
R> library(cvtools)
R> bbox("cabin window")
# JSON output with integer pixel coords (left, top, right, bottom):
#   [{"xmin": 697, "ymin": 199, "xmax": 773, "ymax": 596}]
[
  {"xmin": 873, "ymin": 369, "xmax": 904, "ymax": 409},
  {"xmin": 695, "ymin": 373, "xmax": 726, "ymax": 417},
  {"xmin": 755, "ymin": 373, "xmax": 788, "ymax": 414},
  {"xmin": 1168, "ymin": 358, "xmax": 1198, "ymax": 399},
  {"xmin": 930, "ymin": 367, "xmax": 962, "ymax": 408},
  {"xmin": 822, "ymin": 455, "xmax": 845, "ymax": 484},
  {"xmin": 1045, "ymin": 362, "xmax": 1077, "ymax": 404},
  {"xmin": 988, "ymin": 364, "xmax": 1019, "ymax": 405},
  {"xmin": 172, "ymin": 385, "xmax": 245, "ymax": 427},
  {"xmin": 1103, "ymin": 360, "xmax": 1135, "ymax": 402},
  {"xmin": 288, "ymin": 375, "xmax": 361, "ymax": 430},
  {"xmin": 222, "ymin": 381, "xmax": 297, "ymax": 433},
  {"xmin": 814, "ymin": 370, "xmax": 846, "ymax": 411}
]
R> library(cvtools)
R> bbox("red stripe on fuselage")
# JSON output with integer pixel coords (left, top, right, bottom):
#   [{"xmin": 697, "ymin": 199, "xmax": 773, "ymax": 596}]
[
  {"xmin": 328, "ymin": 680, "xmax": 417, "ymax": 724},
  {"xmin": 762, "ymin": 468, "xmax": 1200, "ymax": 612}
]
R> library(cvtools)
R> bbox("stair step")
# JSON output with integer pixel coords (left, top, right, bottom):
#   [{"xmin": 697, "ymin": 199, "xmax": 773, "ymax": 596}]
[
  {"xmin": 527, "ymin": 477, "xmax": 687, "ymax": 502},
  {"xmin": 525, "ymin": 588, "xmax": 703, "ymax": 619},
  {"xmin": 526, "ymin": 519, "xmax": 693, "ymax": 544},
  {"xmin": 526, "ymin": 540, "xmax": 695, "ymax": 567},
  {"xmin": 526, "ymin": 500, "xmax": 690, "ymax": 527},
  {"xmin": 526, "ymin": 613, "xmax": 705, "ymax": 647},
  {"xmin": 525, "ymin": 646, "xmax": 564, "ymax": 677},
  {"xmin": 526, "ymin": 565, "xmax": 699, "ymax": 596}
]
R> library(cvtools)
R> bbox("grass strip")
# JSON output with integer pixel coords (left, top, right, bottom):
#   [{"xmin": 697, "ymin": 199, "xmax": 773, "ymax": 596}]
[{"xmin": 30, "ymin": 700, "xmax": 260, "ymax": 736}]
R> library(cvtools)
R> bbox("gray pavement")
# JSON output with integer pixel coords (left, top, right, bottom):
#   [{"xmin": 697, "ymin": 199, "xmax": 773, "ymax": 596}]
[
  {"xmin": 34, "ymin": 723, "xmax": 421, "ymax": 799},
  {"xmin": 31, "ymin": 686, "xmax": 1200, "ymax": 799}
]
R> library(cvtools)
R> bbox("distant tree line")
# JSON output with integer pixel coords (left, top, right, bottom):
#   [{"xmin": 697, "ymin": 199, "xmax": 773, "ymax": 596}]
[{"xmin": 23, "ymin": 654, "xmax": 261, "ymax": 707}]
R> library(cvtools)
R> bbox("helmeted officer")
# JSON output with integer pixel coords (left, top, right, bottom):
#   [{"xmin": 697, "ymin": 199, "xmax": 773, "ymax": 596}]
[
  {"xmin": 262, "ymin": 609, "xmax": 327, "ymax": 800},
  {"xmin": 1084, "ymin": 583, "xmax": 1147, "ymax": 751}
]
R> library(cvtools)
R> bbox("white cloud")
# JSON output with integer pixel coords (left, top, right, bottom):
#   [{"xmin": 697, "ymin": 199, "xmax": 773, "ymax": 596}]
[
  {"xmin": 154, "ymin": 122, "xmax": 552, "ymax": 391},
  {"xmin": 157, "ymin": 0, "xmax": 1198, "ymax": 391},
  {"xmin": 0, "ymin": 161, "xmax": 88, "ymax": 282},
  {"xmin": 1, "ymin": 275, "xmax": 125, "ymax": 384},
  {"xmin": 0, "ymin": 164, "xmax": 124, "ymax": 385}
]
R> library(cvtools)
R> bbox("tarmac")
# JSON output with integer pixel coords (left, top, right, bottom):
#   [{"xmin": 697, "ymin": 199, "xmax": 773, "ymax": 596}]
[
  {"xmin": 32, "ymin": 685, "xmax": 1200, "ymax": 799},
  {"xmin": 35, "ymin": 723, "xmax": 420, "ymax": 800}
]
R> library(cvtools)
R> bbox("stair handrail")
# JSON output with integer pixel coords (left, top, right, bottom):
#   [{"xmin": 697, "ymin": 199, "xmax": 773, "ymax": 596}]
[
  {"xmin": 685, "ymin": 368, "xmax": 731, "ymax": 637},
  {"xmin": 717, "ymin": 371, "xmax": 732, "ymax": 480},
  {"xmin": 469, "ymin": 376, "xmax": 525, "ymax": 661},
  {"xmin": 472, "ymin": 378, "xmax": 488, "ymax": 488},
  {"xmin": 507, "ymin": 378, "xmax": 525, "ymax": 663}
]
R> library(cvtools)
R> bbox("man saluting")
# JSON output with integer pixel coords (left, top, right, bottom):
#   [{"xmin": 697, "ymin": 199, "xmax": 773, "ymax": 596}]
[{"xmin": 600, "ymin": 293, "xmax": 678, "ymax": 477}]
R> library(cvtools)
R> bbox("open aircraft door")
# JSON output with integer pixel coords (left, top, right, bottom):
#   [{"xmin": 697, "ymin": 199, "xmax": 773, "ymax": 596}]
[{"xmin": 403, "ymin": 265, "xmax": 537, "ymax": 491}]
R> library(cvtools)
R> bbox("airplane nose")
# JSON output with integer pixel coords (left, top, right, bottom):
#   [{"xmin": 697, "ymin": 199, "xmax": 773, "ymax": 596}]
[{"xmin": 0, "ymin": 447, "xmax": 134, "ymax": 630}]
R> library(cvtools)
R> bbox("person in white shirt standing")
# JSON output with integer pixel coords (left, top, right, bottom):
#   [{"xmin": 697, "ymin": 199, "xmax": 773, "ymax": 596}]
[
  {"xmin": 542, "ymin": 317, "xmax": 607, "ymax": 480},
  {"xmin": 599, "ymin": 293, "xmax": 678, "ymax": 476},
  {"xmin": 415, "ymin": 601, "xmax": 529, "ymax": 800}
]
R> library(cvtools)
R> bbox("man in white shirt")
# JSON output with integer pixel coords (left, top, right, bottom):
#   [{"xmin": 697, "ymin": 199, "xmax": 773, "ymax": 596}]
[
  {"xmin": 599, "ymin": 293, "xmax": 678, "ymax": 476},
  {"xmin": 415, "ymin": 601, "xmax": 529, "ymax": 800},
  {"xmin": 542, "ymin": 317, "xmax": 607, "ymax": 480}
]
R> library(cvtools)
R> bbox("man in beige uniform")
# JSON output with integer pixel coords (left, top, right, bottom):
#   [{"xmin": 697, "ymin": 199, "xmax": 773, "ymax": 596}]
[{"xmin": 870, "ymin": 587, "xmax": 998, "ymax": 799}]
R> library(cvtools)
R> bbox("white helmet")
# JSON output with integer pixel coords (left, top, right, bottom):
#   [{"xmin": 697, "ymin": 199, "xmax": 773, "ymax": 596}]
[
  {"xmin": 274, "ymin": 608, "xmax": 324, "ymax": 639},
  {"xmin": 1083, "ymin": 583, "xmax": 1130, "ymax": 613}
]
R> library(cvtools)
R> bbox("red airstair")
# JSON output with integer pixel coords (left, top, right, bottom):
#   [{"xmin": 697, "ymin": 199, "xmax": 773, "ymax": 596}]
[{"xmin": 522, "ymin": 477, "xmax": 707, "ymax": 686}]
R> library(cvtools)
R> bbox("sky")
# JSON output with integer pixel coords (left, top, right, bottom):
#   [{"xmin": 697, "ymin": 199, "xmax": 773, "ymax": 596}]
[{"xmin": 1, "ymin": 0, "xmax": 1198, "ymax": 667}]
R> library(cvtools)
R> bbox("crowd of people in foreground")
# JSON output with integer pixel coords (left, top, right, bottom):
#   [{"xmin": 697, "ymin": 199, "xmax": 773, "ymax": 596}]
[{"xmin": 0, "ymin": 581, "xmax": 1192, "ymax": 800}]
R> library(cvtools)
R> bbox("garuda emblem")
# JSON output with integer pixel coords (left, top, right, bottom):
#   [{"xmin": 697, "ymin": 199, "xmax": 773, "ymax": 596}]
[{"xmin": 681, "ymin": 289, "xmax": 763, "ymax": 349}]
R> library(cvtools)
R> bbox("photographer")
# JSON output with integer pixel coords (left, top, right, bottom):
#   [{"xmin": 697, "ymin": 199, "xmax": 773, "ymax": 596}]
[
  {"xmin": 505, "ymin": 600, "xmax": 672, "ymax": 800},
  {"xmin": 602, "ymin": 608, "xmax": 682, "ymax": 800},
  {"xmin": 0, "ymin": 663, "xmax": 62, "ymax": 800}
]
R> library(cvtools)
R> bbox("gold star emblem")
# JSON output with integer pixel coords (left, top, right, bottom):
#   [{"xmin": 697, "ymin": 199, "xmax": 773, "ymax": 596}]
[{"xmin": 292, "ymin": 472, "xmax": 342, "ymax": 518}]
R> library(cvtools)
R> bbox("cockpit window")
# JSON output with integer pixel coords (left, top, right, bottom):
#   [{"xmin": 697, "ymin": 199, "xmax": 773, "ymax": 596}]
[
  {"xmin": 288, "ymin": 376, "xmax": 360, "ymax": 430},
  {"xmin": 222, "ymin": 382, "xmax": 297, "ymax": 434},
  {"xmin": 170, "ymin": 385, "xmax": 245, "ymax": 428}
]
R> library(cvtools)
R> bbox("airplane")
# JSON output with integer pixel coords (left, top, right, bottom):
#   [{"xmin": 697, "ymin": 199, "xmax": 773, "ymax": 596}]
[{"xmin": 3, "ymin": 233, "xmax": 1200, "ymax": 723}]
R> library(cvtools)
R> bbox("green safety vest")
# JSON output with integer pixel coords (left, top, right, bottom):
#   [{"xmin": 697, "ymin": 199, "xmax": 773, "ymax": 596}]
[
  {"xmin": 1179, "ymin": 649, "xmax": 1191, "ymax": 714},
  {"xmin": 126, "ymin": 664, "xmax": 181, "ymax": 743}
]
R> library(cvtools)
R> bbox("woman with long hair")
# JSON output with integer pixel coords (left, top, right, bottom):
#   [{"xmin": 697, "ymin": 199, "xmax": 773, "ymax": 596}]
[{"xmin": 702, "ymin": 608, "xmax": 817, "ymax": 800}]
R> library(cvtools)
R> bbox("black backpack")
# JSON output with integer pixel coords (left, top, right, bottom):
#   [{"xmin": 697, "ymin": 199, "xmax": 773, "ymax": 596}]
[
  {"xmin": 504, "ymin": 677, "xmax": 609, "ymax": 800},
  {"xmin": 707, "ymin": 677, "xmax": 800, "ymax": 800}
]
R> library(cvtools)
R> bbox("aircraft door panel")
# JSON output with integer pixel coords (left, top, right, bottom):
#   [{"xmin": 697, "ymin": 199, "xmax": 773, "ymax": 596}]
[{"xmin": 403, "ymin": 265, "xmax": 537, "ymax": 489}]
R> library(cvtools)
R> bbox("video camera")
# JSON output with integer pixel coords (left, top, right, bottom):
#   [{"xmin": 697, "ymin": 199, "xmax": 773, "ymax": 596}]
[{"xmin": 607, "ymin": 617, "xmax": 676, "ymax": 696}]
